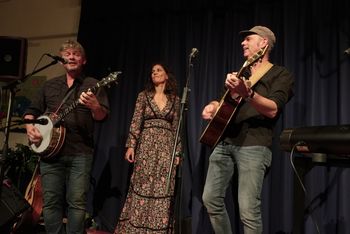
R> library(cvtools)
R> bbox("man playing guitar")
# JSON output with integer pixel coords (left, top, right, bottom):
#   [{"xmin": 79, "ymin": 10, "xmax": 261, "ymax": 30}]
[{"xmin": 201, "ymin": 26, "xmax": 294, "ymax": 234}]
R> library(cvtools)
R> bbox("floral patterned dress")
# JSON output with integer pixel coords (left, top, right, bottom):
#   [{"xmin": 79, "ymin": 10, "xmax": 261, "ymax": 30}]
[{"xmin": 115, "ymin": 90, "xmax": 181, "ymax": 234}]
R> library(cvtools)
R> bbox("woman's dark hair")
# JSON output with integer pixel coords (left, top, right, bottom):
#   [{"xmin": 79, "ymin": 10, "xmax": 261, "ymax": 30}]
[{"xmin": 145, "ymin": 62, "xmax": 177, "ymax": 95}]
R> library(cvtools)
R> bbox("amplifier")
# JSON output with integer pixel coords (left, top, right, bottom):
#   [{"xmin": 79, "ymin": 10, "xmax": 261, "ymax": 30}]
[{"xmin": 0, "ymin": 180, "xmax": 30, "ymax": 227}]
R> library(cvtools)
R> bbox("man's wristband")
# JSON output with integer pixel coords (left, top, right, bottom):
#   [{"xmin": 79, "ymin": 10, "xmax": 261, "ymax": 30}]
[
  {"xmin": 249, "ymin": 90, "xmax": 255, "ymax": 98},
  {"xmin": 245, "ymin": 89, "xmax": 255, "ymax": 101}
]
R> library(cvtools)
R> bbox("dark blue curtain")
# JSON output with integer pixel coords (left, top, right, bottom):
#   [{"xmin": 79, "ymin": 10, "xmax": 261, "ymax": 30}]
[{"xmin": 77, "ymin": 0, "xmax": 350, "ymax": 233}]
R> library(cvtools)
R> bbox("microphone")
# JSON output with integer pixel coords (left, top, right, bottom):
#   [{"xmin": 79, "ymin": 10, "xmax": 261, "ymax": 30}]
[
  {"xmin": 45, "ymin": 53, "xmax": 68, "ymax": 64},
  {"xmin": 22, "ymin": 118, "xmax": 49, "ymax": 125},
  {"xmin": 189, "ymin": 48, "xmax": 199, "ymax": 58},
  {"xmin": 344, "ymin": 47, "xmax": 350, "ymax": 55}
]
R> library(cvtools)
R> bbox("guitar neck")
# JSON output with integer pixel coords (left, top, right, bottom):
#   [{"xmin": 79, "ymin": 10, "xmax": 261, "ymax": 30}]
[
  {"xmin": 51, "ymin": 71, "xmax": 120, "ymax": 125},
  {"xmin": 56, "ymin": 100, "xmax": 80, "ymax": 122},
  {"xmin": 55, "ymin": 86, "xmax": 98, "ymax": 124}
]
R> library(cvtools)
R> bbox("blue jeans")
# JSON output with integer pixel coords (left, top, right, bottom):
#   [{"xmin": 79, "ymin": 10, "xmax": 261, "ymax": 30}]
[
  {"xmin": 40, "ymin": 155, "xmax": 93, "ymax": 234},
  {"xmin": 202, "ymin": 142, "xmax": 272, "ymax": 234}
]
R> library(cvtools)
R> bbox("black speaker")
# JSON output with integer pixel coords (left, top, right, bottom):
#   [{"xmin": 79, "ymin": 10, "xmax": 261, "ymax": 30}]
[
  {"xmin": 0, "ymin": 36, "xmax": 28, "ymax": 82},
  {"xmin": 0, "ymin": 181, "xmax": 30, "ymax": 227}
]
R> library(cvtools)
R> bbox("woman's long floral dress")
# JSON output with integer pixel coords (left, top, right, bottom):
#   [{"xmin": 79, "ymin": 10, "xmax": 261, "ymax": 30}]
[{"xmin": 114, "ymin": 90, "xmax": 181, "ymax": 234}]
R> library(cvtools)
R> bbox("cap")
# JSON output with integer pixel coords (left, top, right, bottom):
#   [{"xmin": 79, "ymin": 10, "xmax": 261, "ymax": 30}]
[{"xmin": 239, "ymin": 26, "xmax": 276, "ymax": 49}]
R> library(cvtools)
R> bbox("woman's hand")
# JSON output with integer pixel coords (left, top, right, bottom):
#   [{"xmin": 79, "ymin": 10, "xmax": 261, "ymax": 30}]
[
  {"xmin": 175, "ymin": 156, "xmax": 181, "ymax": 166},
  {"xmin": 125, "ymin": 147, "xmax": 135, "ymax": 163}
]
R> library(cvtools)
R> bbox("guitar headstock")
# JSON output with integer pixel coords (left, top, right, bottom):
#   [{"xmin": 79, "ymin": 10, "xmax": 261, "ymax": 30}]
[
  {"xmin": 97, "ymin": 71, "xmax": 121, "ymax": 88},
  {"xmin": 242, "ymin": 45, "xmax": 268, "ymax": 69}
]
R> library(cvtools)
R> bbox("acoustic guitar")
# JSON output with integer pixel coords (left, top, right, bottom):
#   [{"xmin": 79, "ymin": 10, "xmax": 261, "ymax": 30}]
[
  {"xmin": 29, "ymin": 71, "xmax": 121, "ymax": 160},
  {"xmin": 11, "ymin": 161, "xmax": 42, "ymax": 233},
  {"xmin": 199, "ymin": 47, "xmax": 268, "ymax": 148}
]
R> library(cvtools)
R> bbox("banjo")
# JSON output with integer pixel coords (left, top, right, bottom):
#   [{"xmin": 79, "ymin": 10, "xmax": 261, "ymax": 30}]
[{"xmin": 29, "ymin": 71, "xmax": 121, "ymax": 160}]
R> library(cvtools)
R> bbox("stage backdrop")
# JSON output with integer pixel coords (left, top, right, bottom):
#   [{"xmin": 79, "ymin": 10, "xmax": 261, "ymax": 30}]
[{"xmin": 77, "ymin": 0, "xmax": 350, "ymax": 233}]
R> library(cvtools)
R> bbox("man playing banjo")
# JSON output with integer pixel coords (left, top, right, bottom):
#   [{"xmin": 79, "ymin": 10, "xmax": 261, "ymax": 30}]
[{"xmin": 23, "ymin": 40, "xmax": 109, "ymax": 234}]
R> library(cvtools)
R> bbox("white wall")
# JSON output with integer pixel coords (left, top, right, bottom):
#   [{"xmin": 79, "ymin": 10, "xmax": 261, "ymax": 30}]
[{"xmin": 0, "ymin": 0, "xmax": 81, "ymax": 148}]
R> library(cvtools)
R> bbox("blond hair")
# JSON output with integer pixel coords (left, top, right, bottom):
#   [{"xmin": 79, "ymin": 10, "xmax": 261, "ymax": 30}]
[{"xmin": 59, "ymin": 40, "xmax": 85, "ymax": 57}]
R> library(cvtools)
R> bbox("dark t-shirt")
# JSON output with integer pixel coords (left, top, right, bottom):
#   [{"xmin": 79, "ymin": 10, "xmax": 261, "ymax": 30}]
[
  {"xmin": 24, "ymin": 74, "xmax": 109, "ymax": 156},
  {"xmin": 222, "ymin": 65, "xmax": 294, "ymax": 147}
]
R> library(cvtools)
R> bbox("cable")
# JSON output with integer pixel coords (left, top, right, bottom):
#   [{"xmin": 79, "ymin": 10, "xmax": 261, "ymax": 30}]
[
  {"xmin": 289, "ymin": 142, "xmax": 321, "ymax": 234},
  {"xmin": 290, "ymin": 142, "xmax": 307, "ymax": 193}
]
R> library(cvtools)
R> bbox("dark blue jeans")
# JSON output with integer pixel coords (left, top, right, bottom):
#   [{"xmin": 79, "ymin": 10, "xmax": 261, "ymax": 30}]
[
  {"xmin": 40, "ymin": 154, "xmax": 93, "ymax": 234},
  {"xmin": 202, "ymin": 143, "xmax": 272, "ymax": 234}
]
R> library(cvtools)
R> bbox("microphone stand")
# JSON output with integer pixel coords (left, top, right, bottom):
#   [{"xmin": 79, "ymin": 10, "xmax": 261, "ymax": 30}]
[
  {"xmin": 0, "ymin": 60, "xmax": 59, "ymax": 197},
  {"xmin": 166, "ymin": 50, "xmax": 197, "ymax": 234}
]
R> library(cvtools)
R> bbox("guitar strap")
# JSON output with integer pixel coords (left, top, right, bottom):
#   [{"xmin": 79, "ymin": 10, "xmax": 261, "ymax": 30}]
[
  {"xmin": 247, "ymin": 62, "xmax": 273, "ymax": 88},
  {"xmin": 53, "ymin": 85, "xmax": 77, "ymax": 115}
]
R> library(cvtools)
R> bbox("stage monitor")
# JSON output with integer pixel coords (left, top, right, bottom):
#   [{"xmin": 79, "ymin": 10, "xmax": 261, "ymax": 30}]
[{"xmin": 0, "ymin": 36, "xmax": 28, "ymax": 82}]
